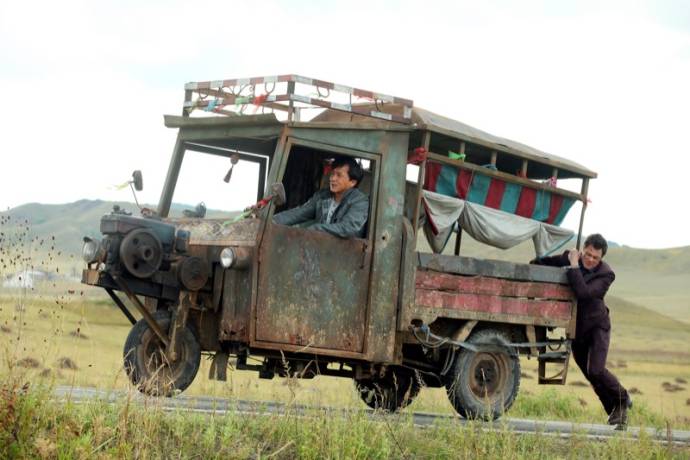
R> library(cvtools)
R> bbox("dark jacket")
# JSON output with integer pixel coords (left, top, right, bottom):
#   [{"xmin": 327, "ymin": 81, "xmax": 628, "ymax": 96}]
[
  {"xmin": 273, "ymin": 188, "xmax": 369, "ymax": 238},
  {"xmin": 532, "ymin": 251, "xmax": 615, "ymax": 340}
]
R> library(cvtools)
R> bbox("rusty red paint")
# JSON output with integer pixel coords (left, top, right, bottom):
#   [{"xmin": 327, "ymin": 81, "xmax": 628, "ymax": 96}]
[
  {"xmin": 415, "ymin": 271, "xmax": 572, "ymax": 300},
  {"xmin": 415, "ymin": 289, "xmax": 572, "ymax": 321}
]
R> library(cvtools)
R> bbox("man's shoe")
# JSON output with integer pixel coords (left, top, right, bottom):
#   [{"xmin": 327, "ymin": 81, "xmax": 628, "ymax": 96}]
[{"xmin": 608, "ymin": 398, "xmax": 632, "ymax": 427}]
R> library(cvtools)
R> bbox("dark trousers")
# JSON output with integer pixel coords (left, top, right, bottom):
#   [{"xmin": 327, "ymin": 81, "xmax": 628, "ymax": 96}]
[{"xmin": 572, "ymin": 327, "xmax": 629, "ymax": 415}]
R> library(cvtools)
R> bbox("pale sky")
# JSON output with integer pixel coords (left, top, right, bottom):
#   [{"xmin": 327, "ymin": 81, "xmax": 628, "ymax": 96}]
[{"xmin": 1, "ymin": 0, "xmax": 689, "ymax": 249}]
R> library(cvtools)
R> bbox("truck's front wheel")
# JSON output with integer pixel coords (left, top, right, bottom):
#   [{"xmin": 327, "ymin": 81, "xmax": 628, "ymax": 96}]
[
  {"xmin": 123, "ymin": 311, "xmax": 201, "ymax": 396},
  {"xmin": 445, "ymin": 328, "xmax": 520, "ymax": 420}
]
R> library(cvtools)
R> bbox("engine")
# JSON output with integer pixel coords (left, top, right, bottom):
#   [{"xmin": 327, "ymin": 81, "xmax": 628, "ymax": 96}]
[{"xmin": 81, "ymin": 206, "xmax": 208, "ymax": 302}]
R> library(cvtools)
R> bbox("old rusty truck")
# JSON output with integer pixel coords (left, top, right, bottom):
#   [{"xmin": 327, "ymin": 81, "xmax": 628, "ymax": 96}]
[{"xmin": 81, "ymin": 75, "xmax": 597, "ymax": 420}]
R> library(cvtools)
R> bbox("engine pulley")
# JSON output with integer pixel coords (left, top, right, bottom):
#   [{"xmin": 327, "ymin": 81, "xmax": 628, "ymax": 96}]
[
  {"xmin": 178, "ymin": 256, "xmax": 209, "ymax": 291},
  {"xmin": 119, "ymin": 228, "xmax": 163, "ymax": 278}
]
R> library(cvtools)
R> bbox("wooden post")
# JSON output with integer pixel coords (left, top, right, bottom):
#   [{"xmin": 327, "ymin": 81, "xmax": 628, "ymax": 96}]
[
  {"xmin": 490, "ymin": 151, "xmax": 497, "ymax": 166},
  {"xmin": 412, "ymin": 132, "xmax": 432, "ymax": 235},
  {"xmin": 576, "ymin": 178, "xmax": 590, "ymax": 249},
  {"xmin": 287, "ymin": 80, "xmax": 295, "ymax": 122},
  {"xmin": 521, "ymin": 159, "xmax": 528, "ymax": 177},
  {"xmin": 183, "ymin": 90, "xmax": 192, "ymax": 116},
  {"xmin": 454, "ymin": 226, "xmax": 462, "ymax": 256}
]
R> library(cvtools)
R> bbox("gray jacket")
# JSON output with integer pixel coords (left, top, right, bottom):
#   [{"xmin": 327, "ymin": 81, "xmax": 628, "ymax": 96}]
[{"xmin": 273, "ymin": 188, "xmax": 369, "ymax": 238}]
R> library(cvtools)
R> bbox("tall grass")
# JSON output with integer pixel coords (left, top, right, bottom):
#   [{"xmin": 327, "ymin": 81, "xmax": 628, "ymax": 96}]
[{"xmin": 1, "ymin": 374, "xmax": 688, "ymax": 459}]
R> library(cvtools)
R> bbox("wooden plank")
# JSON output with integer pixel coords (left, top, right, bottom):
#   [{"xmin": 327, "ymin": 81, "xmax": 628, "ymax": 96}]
[
  {"xmin": 417, "ymin": 252, "xmax": 569, "ymax": 284},
  {"xmin": 426, "ymin": 152, "xmax": 583, "ymax": 202},
  {"xmin": 412, "ymin": 132, "xmax": 431, "ymax": 234},
  {"xmin": 415, "ymin": 271, "xmax": 573, "ymax": 300},
  {"xmin": 406, "ymin": 307, "xmax": 571, "ymax": 329},
  {"xmin": 576, "ymin": 177, "xmax": 589, "ymax": 249},
  {"xmin": 415, "ymin": 289, "xmax": 573, "ymax": 322}
]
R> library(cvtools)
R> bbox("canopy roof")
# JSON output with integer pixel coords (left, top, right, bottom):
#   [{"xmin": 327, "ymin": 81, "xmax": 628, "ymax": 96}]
[{"xmin": 312, "ymin": 105, "xmax": 596, "ymax": 179}]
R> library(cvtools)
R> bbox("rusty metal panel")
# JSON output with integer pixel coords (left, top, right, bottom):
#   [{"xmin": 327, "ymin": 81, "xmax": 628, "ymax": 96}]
[
  {"xmin": 363, "ymin": 131, "xmax": 408, "ymax": 363},
  {"xmin": 415, "ymin": 289, "xmax": 573, "ymax": 322},
  {"xmin": 287, "ymin": 128, "xmax": 393, "ymax": 155},
  {"xmin": 168, "ymin": 218, "xmax": 260, "ymax": 246},
  {"xmin": 415, "ymin": 271, "xmax": 573, "ymax": 300},
  {"xmin": 220, "ymin": 267, "xmax": 253, "ymax": 342},
  {"xmin": 417, "ymin": 252, "xmax": 569, "ymax": 284},
  {"xmin": 255, "ymin": 224, "xmax": 370, "ymax": 353},
  {"xmin": 396, "ymin": 219, "xmax": 417, "ymax": 332}
]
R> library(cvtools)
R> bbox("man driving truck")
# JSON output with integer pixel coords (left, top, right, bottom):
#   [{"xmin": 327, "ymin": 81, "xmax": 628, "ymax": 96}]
[{"xmin": 273, "ymin": 156, "xmax": 368, "ymax": 238}]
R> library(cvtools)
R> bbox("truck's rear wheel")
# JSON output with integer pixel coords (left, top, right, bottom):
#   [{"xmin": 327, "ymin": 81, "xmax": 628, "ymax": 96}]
[
  {"xmin": 355, "ymin": 369, "xmax": 421, "ymax": 412},
  {"xmin": 123, "ymin": 311, "xmax": 201, "ymax": 396},
  {"xmin": 445, "ymin": 328, "xmax": 520, "ymax": 420}
]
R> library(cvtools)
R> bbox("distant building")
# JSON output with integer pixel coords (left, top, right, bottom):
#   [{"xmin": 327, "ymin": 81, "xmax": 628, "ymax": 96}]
[{"xmin": 2, "ymin": 269, "xmax": 52, "ymax": 289}]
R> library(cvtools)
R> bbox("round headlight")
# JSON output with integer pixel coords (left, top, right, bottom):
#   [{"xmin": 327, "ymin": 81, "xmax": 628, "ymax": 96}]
[
  {"xmin": 220, "ymin": 247, "xmax": 235, "ymax": 268},
  {"xmin": 82, "ymin": 237, "xmax": 102, "ymax": 264}
]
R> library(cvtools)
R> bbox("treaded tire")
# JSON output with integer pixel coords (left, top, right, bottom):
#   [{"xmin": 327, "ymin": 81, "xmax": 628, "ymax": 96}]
[
  {"xmin": 355, "ymin": 370, "xmax": 422, "ymax": 412},
  {"xmin": 445, "ymin": 328, "xmax": 520, "ymax": 420},
  {"xmin": 123, "ymin": 310, "xmax": 201, "ymax": 397}
]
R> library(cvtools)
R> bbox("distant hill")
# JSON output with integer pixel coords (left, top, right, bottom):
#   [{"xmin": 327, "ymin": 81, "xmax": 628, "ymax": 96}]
[
  {"xmin": 0, "ymin": 200, "xmax": 236, "ymax": 256},
  {"xmin": 2, "ymin": 200, "xmax": 688, "ymax": 324}
]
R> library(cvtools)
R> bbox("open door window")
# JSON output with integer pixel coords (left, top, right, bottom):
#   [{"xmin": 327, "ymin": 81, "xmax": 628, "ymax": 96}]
[{"xmin": 255, "ymin": 139, "xmax": 380, "ymax": 355}]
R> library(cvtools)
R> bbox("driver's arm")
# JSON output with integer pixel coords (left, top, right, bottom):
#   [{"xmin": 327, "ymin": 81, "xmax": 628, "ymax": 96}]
[{"xmin": 273, "ymin": 192, "xmax": 321, "ymax": 226}]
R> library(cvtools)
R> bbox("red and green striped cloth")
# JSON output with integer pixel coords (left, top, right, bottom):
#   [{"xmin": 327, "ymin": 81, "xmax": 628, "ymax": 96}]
[{"xmin": 424, "ymin": 163, "xmax": 574, "ymax": 226}]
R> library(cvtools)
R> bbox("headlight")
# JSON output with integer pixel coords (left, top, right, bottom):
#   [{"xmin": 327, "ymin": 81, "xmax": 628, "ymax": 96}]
[
  {"xmin": 82, "ymin": 237, "xmax": 103, "ymax": 264},
  {"xmin": 220, "ymin": 247, "xmax": 235, "ymax": 268}
]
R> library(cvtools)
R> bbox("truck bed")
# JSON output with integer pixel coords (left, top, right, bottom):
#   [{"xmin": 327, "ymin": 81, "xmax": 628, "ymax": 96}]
[{"xmin": 402, "ymin": 253, "xmax": 576, "ymax": 331}]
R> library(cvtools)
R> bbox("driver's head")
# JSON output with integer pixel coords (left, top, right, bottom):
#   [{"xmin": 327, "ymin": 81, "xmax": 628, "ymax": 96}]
[{"xmin": 329, "ymin": 157, "xmax": 363, "ymax": 195}]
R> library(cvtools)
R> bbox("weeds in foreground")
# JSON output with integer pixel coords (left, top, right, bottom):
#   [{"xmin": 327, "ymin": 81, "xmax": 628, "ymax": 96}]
[{"xmin": 1, "ymin": 376, "xmax": 689, "ymax": 460}]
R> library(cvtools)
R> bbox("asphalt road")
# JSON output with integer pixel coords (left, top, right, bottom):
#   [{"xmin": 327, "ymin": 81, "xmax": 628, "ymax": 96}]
[{"xmin": 54, "ymin": 386, "xmax": 690, "ymax": 445}]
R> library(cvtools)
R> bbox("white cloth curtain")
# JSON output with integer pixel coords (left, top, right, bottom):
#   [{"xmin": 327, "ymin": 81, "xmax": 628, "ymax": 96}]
[{"xmin": 421, "ymin": 190, "xmax": 574, "ymax": 257}]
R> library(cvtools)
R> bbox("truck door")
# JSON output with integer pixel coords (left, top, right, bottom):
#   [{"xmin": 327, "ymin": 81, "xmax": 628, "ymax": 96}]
[{"xmin": 254, "ymin": 140, "xmax": 378, "ymax": 354}]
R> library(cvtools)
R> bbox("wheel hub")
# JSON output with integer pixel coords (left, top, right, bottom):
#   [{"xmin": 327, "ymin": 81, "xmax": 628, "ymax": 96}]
[{"xmin": 469, "ymin": 353, "xmax": 507, "ymax": 398}]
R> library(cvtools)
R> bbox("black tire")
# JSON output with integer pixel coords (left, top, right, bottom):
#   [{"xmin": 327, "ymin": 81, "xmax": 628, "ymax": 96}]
[
  {"xmin": 123, "ymin": 310, "xmax": 201, "ymax": 397},
  {"xmin": 445, "ymin": 328, "xmax": 520, "ymax": 420},
  {"xmin": 355, "ymin": 370, "xmax": 422, "ymax": 412}
]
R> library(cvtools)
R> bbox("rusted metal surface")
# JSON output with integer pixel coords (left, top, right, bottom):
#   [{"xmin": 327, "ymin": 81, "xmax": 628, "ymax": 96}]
[
  {"xmin": 113, "ymin": 275, "xmax": 170, "ymax": 347},
  {"xmin": 415, "ymin": 271, "xmax": 573, "ymax": 300},
  {"xmin": 169, "ymin": 218, "xmax": 261, "ymax": 246},
  {"xmin": 414, "ymin": 289, "xmax": 573, "ymax": 322},
  {"xmin": 417, "ymin": 253, "xmax": 569, "ymax": 284},
  {"xmin": 82, "ymin": 268, "xmax": 100, "ymax": 285},
  {"xmin": 361, "ymin": 131, "xmax": 408, "ymax": 362},
  {"xmin": 255, "ymin": 224, "xmax": 370, "ymax": 353},
  {"xmin": 219, "ymin": 267, "xmax": 253, "ymax": 342},
  {"xmin": 396, "ymin": 219, "xmax": 417, "ymax": 333}
]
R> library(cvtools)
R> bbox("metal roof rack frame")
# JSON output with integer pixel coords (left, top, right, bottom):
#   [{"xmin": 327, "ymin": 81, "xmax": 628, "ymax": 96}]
[{"xmin": 183, "ymin": 74, "xmax": 414, "ymax": 124}]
